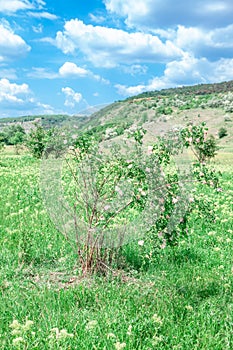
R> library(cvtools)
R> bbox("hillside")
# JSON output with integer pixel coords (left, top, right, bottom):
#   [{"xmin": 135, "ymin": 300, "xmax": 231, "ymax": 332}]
[
  {"xmin": 78, "ymin": 82, "xmax": 233, "ymax": 151},
  {"xmin": 0, "ymin": 80, "xmax": 233, "ymax": 150}
]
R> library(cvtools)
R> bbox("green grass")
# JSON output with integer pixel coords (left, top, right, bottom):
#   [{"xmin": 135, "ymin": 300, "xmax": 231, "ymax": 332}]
[{"xmin": 0, "ymin": 151, "xmax": 233, "ymax": 349}]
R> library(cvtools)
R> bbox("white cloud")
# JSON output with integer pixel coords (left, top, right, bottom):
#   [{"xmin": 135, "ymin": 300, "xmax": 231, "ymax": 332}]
[
  {"xmin": 0, "ymin": 78, "xmax": 30, "ymax": 105},
  {"xmin": 32, "ymin": 24, "xmax": 43, "ymax": 33},
  {"xmin": 59, "ymin": 62, "xmax": 89, "ymax": 77},
  {"xmin": 59, "ymin": 62, "xmax": 109, "ymax": 84},
  {"xmin": 174, "ymin": 24, "xmax": 233, "ymax": 60},
  {"xmin": 89, "ymin": 13, "xmax": 106, "ymax": 24},
  {"xmin": 121, "ymin": 64, "xmax": 148, "ymax": 75},
  {"xmin": 0, "ymin": 78, "xmax": 56, "ymax": 116},
  {"xmin": 27, "ymin": 11, "xmax": 58, "ymax": 20},
  {"xmin": 0, "ymin": 68, "xmax": 17, "ymax": 80},
  {"xmin": 27, "ymin": 62, "xmax": 109, "ymax": 84},
  {"xmin": 36, "ymin": 101, "xmax": 55, "ymax": 114},
  {"xmin": 62, "ymin": 87, "xmax": 83, "ymax": 108},
  {"xmin": 0, "ymin": 22, "xmax": 30, "ymax": 61},
  {"xmin": 115, "ymin": 55, "xmax": 233, "ymax": 96},
  {"xmin": 0, "ymin": 0, "xmax": 33, "ymax": 13},
  {"xmin": 0, "ymin": 1, "xmax": 57, "ymax": 21},
  {"xmin": 115, "ymin": 83, "xmax": 148, "ymax": 96},
  {"xmin": 52, "ymin": 19, "xmax": 183, "ymax": 68},
  {"xmin": 104, "ymin": 0, "xmax": 233, "ymax": 30},
  {"xmin": 27, "ymin": 68, "xmax": 58, "ymax": 79}
]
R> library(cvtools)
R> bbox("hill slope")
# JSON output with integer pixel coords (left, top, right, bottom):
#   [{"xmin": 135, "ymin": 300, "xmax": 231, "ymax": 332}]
[{"xmin": 0, "ymin": 80, "xmax": 233, "ymax": 150}]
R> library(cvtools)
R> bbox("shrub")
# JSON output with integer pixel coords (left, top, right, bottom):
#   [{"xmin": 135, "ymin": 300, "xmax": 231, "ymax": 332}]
[
  {"xmin": 39, "ymin": 121, "xmax": 221, "ymax": 274},
  {"xmin": 27, "ymin": 123, "xmax": 48, "ymax": 158},
  {"xmin": 1, "ymin": 124, "xmax": 26, "ymax": 146},
  {"xmin": 218, "ymin": 127, "xmax": 228, "ymax": 139}
]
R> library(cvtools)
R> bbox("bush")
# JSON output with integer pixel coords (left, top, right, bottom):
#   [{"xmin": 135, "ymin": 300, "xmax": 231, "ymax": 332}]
[
  {"xmin": 27, "ymin": 123, "xmax": 48, "ymax": 158},
  {"xmin": 40, "ymin": 122, "xmax": 220, "ymax": 274},
  {"xmin": 1, "ymin": 124, "xmax": 26, "ymax": 146},
  {"xmin": 218, "ymin": 127, "xmax": 228, "ymax": 139},
  {"xmin": 27, "ymin": 124, "xmax": 67, "ymax": 159}
]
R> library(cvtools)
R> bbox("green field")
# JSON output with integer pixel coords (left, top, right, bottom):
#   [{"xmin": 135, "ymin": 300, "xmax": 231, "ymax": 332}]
[{"xmin": 0, "ymin": 147, "xmax": 232, "ymax": 349}]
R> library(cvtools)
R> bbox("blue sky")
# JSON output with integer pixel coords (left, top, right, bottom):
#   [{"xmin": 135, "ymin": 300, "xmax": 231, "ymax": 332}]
[{"xmin": 1, "ymin": 0, "xmax": 233, "ymax": 117}]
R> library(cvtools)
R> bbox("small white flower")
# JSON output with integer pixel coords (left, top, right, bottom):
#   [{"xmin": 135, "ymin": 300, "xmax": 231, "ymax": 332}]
[
  {"xmin": 10, "ymin": 320, "xmax": 21, "ymax": 329},
  {"xmin": 12, "ymin": 337, "xmax": 24, "ymax": 346},
  {"xmin": 172, "ymin": 197, "xmax": 178, "ymax": 204},
  {"xmin": 152, "ymin": 314, "xmax": 163, "ymax": 325},
  {"xmin": 107, "ymin": 333, "xmax": 116, "ymax": 339},
  {"xmin": 85, "ymin": 320, "xmax": 98, "ymax": 331},
  {"xmin": 147, "ymin": 146, "xmax": 153, "ymax": 155},
  {"xmin": 114, "ymin": 342, "xmax": 126, "ymax": 350},
  {"xmin": 104, "ymin": 205, "xmax": 111, "ymax": 211},
  {"xmin": 59, "ymin": 329, "xmax": 74, "ymax": 339},
  {"xmin": 138, "ymin": 240, "xmax": 144, "ymax": 246},
  {"xmin": 185, "ymin": 305, "xmax": 193, "ymax": 311},
  {"xmin": 22, "ymin": 320, "xmax": 33, "ymax": 331},
  {"xmin": 127, "ymin": 325, "xmax": 132, "ymax": 336}
]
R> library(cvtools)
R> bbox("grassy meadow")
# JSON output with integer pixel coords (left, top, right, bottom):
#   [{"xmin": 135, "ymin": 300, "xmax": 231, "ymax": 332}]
[{"xmin": 0, "ymin": 145, "xmax": 232, "ymax": 349}]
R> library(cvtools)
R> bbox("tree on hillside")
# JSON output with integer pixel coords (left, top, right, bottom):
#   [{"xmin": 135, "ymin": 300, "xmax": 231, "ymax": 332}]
[
  {"xmin": 26, "ymin": 123, "xmax": 48, "ymax": 158},
  {"xmin": 1, "ymin": 124, "xmax": 26, "ymax": 154},
  {"xmin": 1, "ymin": 125, "xmax": 26, "ymax": 145}
]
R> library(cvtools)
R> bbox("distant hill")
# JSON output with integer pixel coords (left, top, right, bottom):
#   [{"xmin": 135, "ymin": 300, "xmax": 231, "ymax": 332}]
[{"xmin": 0, "ymin": 80, "xmax": 232, "ymax": 150}]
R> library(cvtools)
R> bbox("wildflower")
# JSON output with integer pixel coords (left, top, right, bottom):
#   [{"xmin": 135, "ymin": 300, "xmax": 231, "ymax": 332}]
[
  {"xmin": 208, "ymin": 231, "xmax": 215, "ymax": 236},
  {"xmin": 147, "ymin": 146, "xmax": 153, "ymax": 155},
  {"xmin": 22, "ymin": 320, "xmax": 33, "ymax": 331},
  {"xmin": 114, "ymin": 341, "xmax": 126, "ymax": 350},
  {"xmin": 127, "ymin": 325, "xmax": 132, "ymax": 336},
  {"xmin": 152, "ymin": 314, "xmax": 163, "ymax": 325},
  {"xmin": 107, "ymin": 333, "xmax": 116, "ymax": 339},
  {"xmin": 185, "ymin": 305, "xmax": 193, "ymax": 311},
  {"xmin": 138, "ymin": 240, "xmax": 144, "ymax": 246},
  {"xmin": 58, "ymin": 329, "xmax": 74, "ymax": 339},
  {"xmin": 12, "ymin": 337, "xmax": 24, "ymax": 346},
  {"xmin": 85, "ymin": 320, "xmax": 98, "ymax": 331},
  {"xmin": 138, "ymin": 188, "xmax": 146, "ymax": 196},
  {"xmin": 104, "ymin": 205, "xmax": 111, "ymax": 211},
  {"xmin": 213, "ymin": 247, "xmax": 221, "ymax": 251},
  {"xmin": 10, "ymin": 320, "xmax": 21, "ymax": 330},
  {"xmin": 11, "ymin": 329, "xmax": 21, "ymax": 336},
  {"xmin": 160, "ymin": 240, "xmax": 166, "ymax": 249},
  {"xmin": 152, "ymin": 335, "xmax": 163, "ymax": 345},
  {"xmin": 185, "ymin": 137, "xmax": 192, "ymax": 144},
  {"xmin": 50, "ymin": 328, "xmax": 74, "ymax": 340},
  {"xmin": 115, "ymin": 186, "xmax": 123, "ymax": 196}
]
